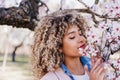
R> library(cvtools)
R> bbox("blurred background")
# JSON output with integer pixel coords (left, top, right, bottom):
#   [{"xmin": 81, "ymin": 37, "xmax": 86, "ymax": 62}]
[
  {"xmin": 0, "ymin": 0, "xmax": 120, "ymax": 80},
  {"xmin": 0, "ymin": 25, "xmax": 34, "ymax": 80}
]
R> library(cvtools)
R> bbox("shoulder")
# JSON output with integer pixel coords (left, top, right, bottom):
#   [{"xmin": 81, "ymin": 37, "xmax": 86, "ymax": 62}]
[
  {"xmin": 40, "ymin": 71, "xmax": 58, "ymax": 80},
  {"xmin": 40, "ymin": 68, "xmax": 70, "ymax": 80}
]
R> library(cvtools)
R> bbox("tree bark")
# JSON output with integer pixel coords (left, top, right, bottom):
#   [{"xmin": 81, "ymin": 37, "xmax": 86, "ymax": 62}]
[{"xmin": 0, "ymin": 0, "xmax": 39, "ymax": 31}]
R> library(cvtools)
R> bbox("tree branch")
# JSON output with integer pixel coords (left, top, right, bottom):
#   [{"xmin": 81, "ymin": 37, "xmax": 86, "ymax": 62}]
[
  {"xmin": 0, "ymin": 0, "xmax": 120, "ymax": 30},
  {"xmin": 39, "ymin": 0, "xmax": 49, "ymax": 13},
  {"xmin": 95, "ymin": 0, "xmax": 99, "ymax": 4},
  {"xmin": 77, "ymin": 0, "xmax": 120, "ymax": 23},
  {"xmin": 0, "ymin": 0, "xmax": 40, "ymax": 31}
]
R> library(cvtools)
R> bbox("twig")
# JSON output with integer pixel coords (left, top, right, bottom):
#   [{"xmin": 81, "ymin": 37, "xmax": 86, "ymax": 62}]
[
  {"xmin": 39, "ymin": 0, "xmax": 49, "ymax": 13},
  {"xmin": 77, "ymin": 0, "xmax": 120, "ymax": 23}
]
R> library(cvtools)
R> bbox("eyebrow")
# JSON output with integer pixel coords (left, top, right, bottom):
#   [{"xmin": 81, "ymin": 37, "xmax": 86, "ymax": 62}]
[
  {"xmin": 67, "ymin": 31, "xmax": 75, "ymax": 35},
  {"xmin": 67, "ymin": 28, "xmax": 81, "ymax": 35}
]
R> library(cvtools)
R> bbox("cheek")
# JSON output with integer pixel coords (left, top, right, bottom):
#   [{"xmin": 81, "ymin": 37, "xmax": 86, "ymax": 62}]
[
  {"xmin": 63, "ymin": 39, "xmax": 75, "ymax": 49},
  {"xmin": 62, "ymin": 40, "xmax": 77, "ymax": 54}
]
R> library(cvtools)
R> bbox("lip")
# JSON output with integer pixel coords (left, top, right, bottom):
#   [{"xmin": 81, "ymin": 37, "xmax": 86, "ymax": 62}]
[{"xmin": 79, "ymin": 44, "xmax": 86, "ymax": 49}]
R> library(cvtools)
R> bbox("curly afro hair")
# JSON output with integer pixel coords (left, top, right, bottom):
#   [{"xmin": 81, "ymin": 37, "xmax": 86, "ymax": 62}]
[{"xmin": 31, "ymin": 9, "xmax": 88, "ymax": 80}]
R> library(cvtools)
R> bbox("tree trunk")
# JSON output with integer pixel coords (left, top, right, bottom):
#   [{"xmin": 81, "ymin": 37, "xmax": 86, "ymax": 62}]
[
  {"xmin": 12, "ymin": 47, "xmax": 17, "ymax": 62},
  {"xmin": 0, "ymin": 0, "xmax": 40, "ymax": 31},
  {"xmin": 11, "ymin": 42, "xmax": 23, "ymax": 62}
]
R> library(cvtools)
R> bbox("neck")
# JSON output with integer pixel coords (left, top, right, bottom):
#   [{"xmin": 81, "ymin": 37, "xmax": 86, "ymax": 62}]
[{"xmin": 64, "ymin": 57, "xmax": 85, "ymax": 75}]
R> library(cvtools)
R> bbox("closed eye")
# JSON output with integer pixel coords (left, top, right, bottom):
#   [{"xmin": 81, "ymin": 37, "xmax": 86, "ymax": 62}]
[{"xmin": 69, "ymin": 36, "xmax": 75, "ymax": 39}]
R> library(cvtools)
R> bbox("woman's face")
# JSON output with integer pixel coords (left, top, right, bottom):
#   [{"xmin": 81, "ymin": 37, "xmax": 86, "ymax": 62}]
[{"xmin": 61, "ymin": 25, "xmax": 86, "ymax": 58}]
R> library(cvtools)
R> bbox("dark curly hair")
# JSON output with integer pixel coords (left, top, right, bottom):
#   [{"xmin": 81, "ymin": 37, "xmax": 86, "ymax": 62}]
[{"xmin": 31, "ymin": 9, "xmax": 88, "ymax": 80}]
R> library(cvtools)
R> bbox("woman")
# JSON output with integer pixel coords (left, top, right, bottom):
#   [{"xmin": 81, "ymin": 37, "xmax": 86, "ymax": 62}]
[{"xmin": 31, "ymin": 10, "xmax": 106, "ymax": 80}]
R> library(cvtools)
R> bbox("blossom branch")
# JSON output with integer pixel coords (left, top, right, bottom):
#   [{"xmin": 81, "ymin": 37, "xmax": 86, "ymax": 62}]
[{"xmin": 77, "ymin": 0, "xmax": 120, "ymax": 23}]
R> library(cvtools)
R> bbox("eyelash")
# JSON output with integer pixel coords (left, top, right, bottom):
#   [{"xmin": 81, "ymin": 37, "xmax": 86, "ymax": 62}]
[
  {"xmin": 69, "ymin": 33, "xmax": 83, "ymax": 39},
  {"xmin": 69, "ymin": 36, "xmax": 75, "ymax": 39}
]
